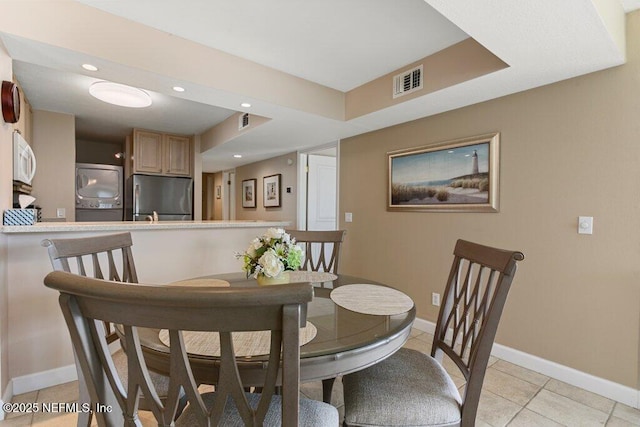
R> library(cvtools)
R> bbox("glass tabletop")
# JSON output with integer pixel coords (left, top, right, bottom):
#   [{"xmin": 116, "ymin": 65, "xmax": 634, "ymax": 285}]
[
  {"xmin": 184, "ymin": 272, "xmax": 416, "ymax": 360},
  {"xmin": 137, "ymin": 272, "xmax": 416, "ymax": 384}
]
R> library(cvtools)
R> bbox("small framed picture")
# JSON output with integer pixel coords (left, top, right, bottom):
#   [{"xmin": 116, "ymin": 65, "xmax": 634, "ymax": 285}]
[
  {"xmin": 215, "ymin": 185, "xmax": 221, "ymax": 199},
  {"xmin": 242, "ymin": 179, "xmax": 256, "ymax": 208},
  {"xmin": 263, "ymin": 174, "xmax": 281, "ymax": 207}
]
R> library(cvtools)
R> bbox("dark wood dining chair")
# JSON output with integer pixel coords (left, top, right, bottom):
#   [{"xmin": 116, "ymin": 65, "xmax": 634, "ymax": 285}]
[
  {"xmin": 44, "ymin": 270, "xmax": 339, "ymax": 426},
  {"xmin": 41, "ymin": 232, "xmax": 185, "ymax": 426},
  {"xmin": 342, "ymin": 239, "xmax": 524, "ymax": 427},
  {"xmin": 286, "ymin": 229, "xmax": 346, "ymax": 274}
]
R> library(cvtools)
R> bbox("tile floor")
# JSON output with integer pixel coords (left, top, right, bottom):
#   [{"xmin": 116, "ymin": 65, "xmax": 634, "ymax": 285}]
[{"xmin": 1, "ymin": 328, "xmax": 639, "ymax": 426}]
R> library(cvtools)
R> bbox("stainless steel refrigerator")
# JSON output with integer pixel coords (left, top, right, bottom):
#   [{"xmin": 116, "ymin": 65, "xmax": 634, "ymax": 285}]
[{"xmin": 125, "ymin": 174, "xmax": 193, "ymax": 221}]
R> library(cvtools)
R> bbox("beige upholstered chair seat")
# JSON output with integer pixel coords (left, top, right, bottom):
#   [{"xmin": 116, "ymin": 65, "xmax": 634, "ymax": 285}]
[
  {"xmin": 177, "ymin": 392, "xmax": 339, "ymax": 426},
  {"xmin": 343, "ymin": 348, "xmax": 461, "ymax": 426},
  {"xmin": 111, "ymin": 348, "xmax": 173, "ymax": 399}
]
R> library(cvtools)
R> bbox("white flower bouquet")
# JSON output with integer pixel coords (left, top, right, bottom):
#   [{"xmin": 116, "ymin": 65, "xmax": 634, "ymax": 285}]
[{"xmin": 236, "ymin": 228, "xmax": 303, "ymax": 279}]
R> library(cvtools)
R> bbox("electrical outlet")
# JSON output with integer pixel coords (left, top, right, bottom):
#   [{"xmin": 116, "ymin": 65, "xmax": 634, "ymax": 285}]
[
  {"xmin": 345, "ymin": 212, "xmax": 353, "ymax": 223},
  {"xmin": 56, "ymin": 208, "xmax": 66, "ymax": 218},
  {"xmin": 431, "ymin": 292, "xmax": 441, "ymax": 306}
]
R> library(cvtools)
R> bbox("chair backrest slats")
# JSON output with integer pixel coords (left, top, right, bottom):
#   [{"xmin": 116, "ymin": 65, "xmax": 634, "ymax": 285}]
[
  {"xmin": 45, "ymin": 271, "xmax": 313, "ymax": 426},
  {"xmin": 286, "ymin": 230, "xmax": 346, "ymax": 274},
  {"xmin": 42, "ymin": 233, "xmax": 139, "ymax": 344},
  {"xmin": 42, "ymin": 232, "xmax": 139, "ymax": 284},
  {"xmin": 432, "ymin": 239, "xmax": 524, "ymax": 426}
]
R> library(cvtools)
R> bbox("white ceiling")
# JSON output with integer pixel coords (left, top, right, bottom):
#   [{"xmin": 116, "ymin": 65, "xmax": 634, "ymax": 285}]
[
  {"xmin": 2, "ymin": 0, "xmax": 638, "ymax": 172},
  {"xmin": 75, "ymin": 0, "xmax": 470, "ymax": 93}
]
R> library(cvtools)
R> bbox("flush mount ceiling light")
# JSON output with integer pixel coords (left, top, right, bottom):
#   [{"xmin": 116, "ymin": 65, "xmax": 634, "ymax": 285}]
[
  {"xmin": 240, "ymin": 102, "xmax": 251, "ymax": 108},
  {"xmin": 89, "ymin": 81, "xmax": 152, "ymax": 108},
  {"xmin": 82, "ymin": 63, "xmax": 98, "ymax": 71},
  {"xmin": 172, "ymin": 86, "xmax": 185, "ymax": 92},
  {"xmin": 233, "ymin": 154, "xmax": 243, "ymax": 158}
]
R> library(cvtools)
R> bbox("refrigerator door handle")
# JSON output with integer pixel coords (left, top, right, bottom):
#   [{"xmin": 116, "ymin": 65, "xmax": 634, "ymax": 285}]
[{"xmin": 134, "ymin": 184, "xmax": 140, "ymax": 218}]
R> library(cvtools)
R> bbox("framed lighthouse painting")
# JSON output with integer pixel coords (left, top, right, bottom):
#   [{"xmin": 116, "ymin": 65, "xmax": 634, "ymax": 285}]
[{"xmin": 387, "ymin": 133, "xmax": 500, "ymax": 213}]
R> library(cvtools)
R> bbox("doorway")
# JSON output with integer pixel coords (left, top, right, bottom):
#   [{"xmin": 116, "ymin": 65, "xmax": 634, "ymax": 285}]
[
  {"xmin": 201, "ymin": 171, "xmax": 235, "ymax": 220},
  {"xmin": 297, "ymin": 143, "xmax": 338, "ymax": 231},
  {"xmin": 201, "ymin": 173, "xmax": 215, "ymax": 220}
]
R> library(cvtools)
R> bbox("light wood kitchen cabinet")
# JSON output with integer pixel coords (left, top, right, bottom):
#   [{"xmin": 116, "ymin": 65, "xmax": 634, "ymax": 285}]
[
  {"xmin": 132, "ymin": 129, "xmax": 192, "ymax": 176},
  {"xmin": 164, "ymin": 134, "xmax": 191, "ymax": 176}
]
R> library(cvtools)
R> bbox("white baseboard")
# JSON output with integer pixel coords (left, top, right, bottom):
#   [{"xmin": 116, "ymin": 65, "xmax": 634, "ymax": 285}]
[
  {"xmin": 412, "ymin": 317, "xmax": 436, "ymax": 335},
  {"xmin": 412, "ymin": 317, "xmax": 639, "ymax": 409},
  {"xmin": 12, "ymin": 364, "xmax": 78, "ymax": 396},
  {"xmin": 0, "ymin": 364, "xmax": 77, "ymax": 420},
  {"xmin": 6, "ymin": 340, "xmax": 121, "ymax": 406},
  {"xmin": 490, "ymin": 343, "xmax": 639, "ymax": 409},
  {"xmin": 0, "ymin": 381, "xmax": 14, "ymax": 420}
]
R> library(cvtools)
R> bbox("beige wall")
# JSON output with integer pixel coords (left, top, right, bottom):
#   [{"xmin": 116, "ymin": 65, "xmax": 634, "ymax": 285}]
[
  {"xmin": 31, "ymin": 110, "xmax": 75, "ymax": 221},
  {"xmin": 339, "ymin": 10, "xmax": 640, "ymax": 390},
  {"xmin": 0, "ymin": 42, "xmax": 13, "ymax": 399},
  {"xmin": 235, "ymin": 153, "xmax": 297, "ymax": 224}
]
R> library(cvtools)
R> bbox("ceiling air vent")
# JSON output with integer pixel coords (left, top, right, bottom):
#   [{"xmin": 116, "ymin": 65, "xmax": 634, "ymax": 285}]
[
  {"xmin": 239, "ymin": 113, "xmax": 250, "ymax": 130},
  {"xmin": 393, "ymin": 65, "xmax": 423, "ymax": 98}
]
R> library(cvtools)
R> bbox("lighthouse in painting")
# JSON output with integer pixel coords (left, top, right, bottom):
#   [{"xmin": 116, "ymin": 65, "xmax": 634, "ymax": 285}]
[{"xmin": 471, "ymin": 150, "xmax": 479, "ymax": 175}]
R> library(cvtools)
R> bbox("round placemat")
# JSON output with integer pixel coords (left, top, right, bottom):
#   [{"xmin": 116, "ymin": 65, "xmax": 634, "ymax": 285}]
[
  {"xmin": 158, "ymin": 321, "xmax": 317, "ymax": 357},
  {"xmin": 289, "ymin": 271, "xmax": 337, "ymax": 283},
  {"xmin": 330, "ymin": 284, "xmax": 414, "ymax": 316},
  {"xmin": 168, "ymin": 278, "xmax": 230, "ymax": 287}
]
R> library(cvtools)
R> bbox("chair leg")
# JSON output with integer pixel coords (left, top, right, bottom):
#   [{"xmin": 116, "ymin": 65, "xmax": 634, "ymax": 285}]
[
  {"xmin": 74, "ymin": 353, "xmax": 93, "ymax": 427},
  {"xmin": 322, "ymin": 377, "xmax": 336, "ymax": 404}
]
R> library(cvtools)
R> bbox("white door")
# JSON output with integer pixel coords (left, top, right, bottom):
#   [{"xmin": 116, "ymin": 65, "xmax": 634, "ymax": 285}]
[
  {"xmin": 307, "ymin": 154, "xmax": 336, "ymax": 231},
  {"xmin": 222, "ymin": 171, "xmax": 236, "ymax": 220}
]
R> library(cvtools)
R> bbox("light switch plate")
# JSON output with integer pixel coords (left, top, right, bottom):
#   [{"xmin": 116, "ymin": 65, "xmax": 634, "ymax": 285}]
[
  {"xmin": 578, "ymin": 216, "xmax": 593, "ymax": 234},
  {"xmin": 345, "ymin": 212, "xmax": 353, "ymax": 223}
]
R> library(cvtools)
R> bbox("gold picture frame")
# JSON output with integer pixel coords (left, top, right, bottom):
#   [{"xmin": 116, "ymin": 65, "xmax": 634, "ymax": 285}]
[{"xmin": 388, "ymin": 133, "xmax": 500, "ymax": 213}]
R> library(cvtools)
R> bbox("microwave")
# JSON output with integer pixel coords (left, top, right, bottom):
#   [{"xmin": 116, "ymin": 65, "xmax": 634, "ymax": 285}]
[{"xmin": 13, "ymin": 132, "xmax": 36, "ymax": 185}]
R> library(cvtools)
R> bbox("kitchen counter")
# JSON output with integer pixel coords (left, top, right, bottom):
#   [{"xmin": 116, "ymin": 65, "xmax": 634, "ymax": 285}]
[{"xmin": 1, "ymin": 220, "xmax": 290, "ymax": 234}]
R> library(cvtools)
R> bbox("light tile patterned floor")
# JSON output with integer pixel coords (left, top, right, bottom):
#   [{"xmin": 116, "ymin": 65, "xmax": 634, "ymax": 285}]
[{"xmin": 1, "ymin": 329, "xmax": 639, "ymax": 426}]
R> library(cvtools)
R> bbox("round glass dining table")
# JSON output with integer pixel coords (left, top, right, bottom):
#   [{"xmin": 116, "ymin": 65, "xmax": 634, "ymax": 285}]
[{"xmin": 137, "ymin": 272, "xmax": 416, "ymax": 403}]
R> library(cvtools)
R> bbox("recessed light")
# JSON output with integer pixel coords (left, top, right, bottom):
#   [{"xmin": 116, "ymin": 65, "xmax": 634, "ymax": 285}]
[
  {"xmin": 82, "ymin": 64, "xmax": 98, "ymax": 71},
  {"xmin": 233, "ymin": 154, "xmax": 242, "ymax": 158},
  {"xmin": 89, "ymin": 81, "xmax": 152, "ymax": 108},
  {"xmin": 172, "ymin": 86, "xmax": 185, "ymax": 92},
  {"xmin": 240, "ymin": 102, "xmax": 251, "ymax": 108}
]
